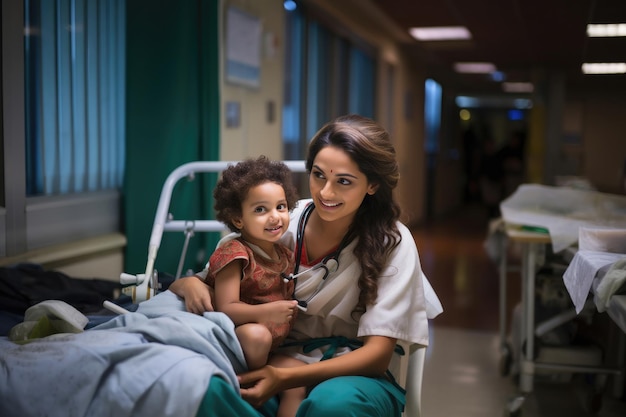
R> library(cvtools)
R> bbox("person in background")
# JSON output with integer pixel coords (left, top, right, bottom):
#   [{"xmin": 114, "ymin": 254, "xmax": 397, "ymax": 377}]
[
  {"xmin": 171, "ymin": 115, "xmax": 443, "ymax": 417},
  {"xmin": 497, "ymin": 130, "xmax": 526, "ymax": 198},
  {"xmin": 461, "ymin": 127, "xmax": 481, "ymax": 202},
  {"xmin": 479, "ymin": 135, "xmax": 504, "ymax": 219}
]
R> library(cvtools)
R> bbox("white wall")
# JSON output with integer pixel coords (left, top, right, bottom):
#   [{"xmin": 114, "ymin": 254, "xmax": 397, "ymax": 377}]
[{"xmin": 219, "ymin": 0, "xmax": 286, "ymax": 162}]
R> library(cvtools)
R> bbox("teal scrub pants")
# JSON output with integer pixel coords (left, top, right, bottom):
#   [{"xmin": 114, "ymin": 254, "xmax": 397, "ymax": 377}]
[{"xmin": 197, "ymin": 375, "xmax": 404, "ymax": 417}]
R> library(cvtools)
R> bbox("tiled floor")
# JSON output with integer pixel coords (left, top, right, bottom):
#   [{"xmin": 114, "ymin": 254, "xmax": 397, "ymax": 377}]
[{"xmin": 410, "ymin": 203, "xmax": 626, "ymax": 416}]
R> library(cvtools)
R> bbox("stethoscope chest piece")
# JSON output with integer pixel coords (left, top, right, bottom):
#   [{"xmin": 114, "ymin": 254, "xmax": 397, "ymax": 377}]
[{"xmin": 324, "ymin": 258, "xmax": 339, "ymax": 273}]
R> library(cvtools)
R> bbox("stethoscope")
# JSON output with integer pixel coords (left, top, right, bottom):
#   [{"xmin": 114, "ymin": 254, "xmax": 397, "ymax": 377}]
[{"xmin": 281, "ymin": 203, "xmax": 354, "ymax": 312}]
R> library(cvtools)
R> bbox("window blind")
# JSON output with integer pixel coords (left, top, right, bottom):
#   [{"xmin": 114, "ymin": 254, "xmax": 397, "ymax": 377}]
[{"xmin": 25, "ymin": 0, "xmax": 125, "ymax": 196}]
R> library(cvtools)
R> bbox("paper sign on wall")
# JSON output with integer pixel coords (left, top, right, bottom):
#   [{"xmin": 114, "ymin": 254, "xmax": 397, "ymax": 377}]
[{"xmin": 225, "ymin": 7, "xmax": 261, "ymax": 88}]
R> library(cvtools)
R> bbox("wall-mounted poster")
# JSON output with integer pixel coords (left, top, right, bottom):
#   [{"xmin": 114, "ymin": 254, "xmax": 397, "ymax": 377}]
[
  {"xmin": 225, "ymin": 7, "xmax": 261, "ymax": 88},
  {"xmin": 225, "ymin": 101, "xmax": 241, "ymax": 128}
]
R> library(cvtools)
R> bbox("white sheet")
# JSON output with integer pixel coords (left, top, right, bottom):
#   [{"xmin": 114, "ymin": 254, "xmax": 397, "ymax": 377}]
[
  {"xmin": 593, "ymin": 257, "xmax": 626, "ymax": 313},
  {"xmin": 563, "ymin": 250, "xmax": 625, "ymax": 313},
  {"xmin": 0, "ymin": 291, "xmax": 245, "ymax": 417},
  {"xmin": 500, "ymin": 184, "xmax": 626, "ymax": 253}
]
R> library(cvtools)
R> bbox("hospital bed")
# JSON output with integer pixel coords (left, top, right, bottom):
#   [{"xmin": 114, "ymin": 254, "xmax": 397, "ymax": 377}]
[
  {"xmin": 1, "ymin": 161, "xmax": 429, "ymax": 417},
  {"xmin": 496, "ymin": 184, "xmax": 626, "ymax": 416}
]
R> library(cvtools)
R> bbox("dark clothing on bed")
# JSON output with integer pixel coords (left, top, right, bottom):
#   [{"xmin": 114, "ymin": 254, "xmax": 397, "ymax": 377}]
[{"xmin": 0, "ymin": 264, "xmax": 122, "ymax": 335}]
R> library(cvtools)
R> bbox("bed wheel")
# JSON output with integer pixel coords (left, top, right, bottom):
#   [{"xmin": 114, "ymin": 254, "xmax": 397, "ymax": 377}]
[
  {"xmin": 504, "ymin": 395, "xmax": 525, "ymax": 417},
  {"xmin": 583, "ymin": 374, "xmax": 606, "ymax": 413},
  {"xmin": 499, "ymin": 343, "xmax": 513, "ymax": 377}
]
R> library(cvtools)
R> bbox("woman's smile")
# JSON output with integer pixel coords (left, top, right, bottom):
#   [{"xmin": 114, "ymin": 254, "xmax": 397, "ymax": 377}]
[{"xmin": 318, "ymin": 199, "xmax": 342, "ymax": 209}]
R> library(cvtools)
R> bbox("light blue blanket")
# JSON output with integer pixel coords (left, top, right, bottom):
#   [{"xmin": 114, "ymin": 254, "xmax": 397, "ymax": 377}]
[{"xmin": 0, "ymin": 291, "xmax": 246, "ymax": 417}]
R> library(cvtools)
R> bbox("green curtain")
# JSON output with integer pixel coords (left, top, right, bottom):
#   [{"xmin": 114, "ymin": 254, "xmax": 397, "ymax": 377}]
[{"xmin": 124, "ymin": 0, "xmax": 220, "ymax": 276}]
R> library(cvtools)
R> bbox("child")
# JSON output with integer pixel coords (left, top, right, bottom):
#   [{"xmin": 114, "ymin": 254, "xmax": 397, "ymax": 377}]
[{"xmin": 205, "ymin": 156, "xmax": 305, "ymax": 417}]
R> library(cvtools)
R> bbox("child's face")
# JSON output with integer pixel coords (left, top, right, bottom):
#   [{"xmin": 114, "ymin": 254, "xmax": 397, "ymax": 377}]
[{"xmin": 233, "ymin": 181, "xmax": 290, "ymax": 251}]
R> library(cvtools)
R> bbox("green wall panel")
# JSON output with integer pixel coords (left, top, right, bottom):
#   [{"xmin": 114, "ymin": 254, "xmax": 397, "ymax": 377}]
[{"xmin": 124, "ymin": 0, "xmax": 220, "ymax": 277}]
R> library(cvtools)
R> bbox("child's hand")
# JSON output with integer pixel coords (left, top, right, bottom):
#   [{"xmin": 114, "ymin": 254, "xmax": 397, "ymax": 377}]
[{"xmin": 262, "ymin": 300, "xmax": 298, "ymax": 324}]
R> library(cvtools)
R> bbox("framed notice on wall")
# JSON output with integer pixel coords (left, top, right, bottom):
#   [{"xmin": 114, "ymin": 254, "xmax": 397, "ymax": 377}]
[{"xmin": 225, "ymin": 7, "xmax": 262, "ymax": 88}]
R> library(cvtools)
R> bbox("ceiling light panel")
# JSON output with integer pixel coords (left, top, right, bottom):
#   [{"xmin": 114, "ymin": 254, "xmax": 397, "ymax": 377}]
[
  {"xmin": 453, "ymin": 62, "xmax": 496, "ymax": 74},
  {"xmin": 586, "ymin": 23, "xmax": 626, "ymax": 37},
  {"xmin": 582, "ymin": 63, "xmax": 626, "ymax": 74},
  {"xmin": 409, "ymin": 26, "xmax": 472, "ymax": 41},
  {"xmin": 502, "ymin": 82, "xmax": 534, "ymax": 93}
]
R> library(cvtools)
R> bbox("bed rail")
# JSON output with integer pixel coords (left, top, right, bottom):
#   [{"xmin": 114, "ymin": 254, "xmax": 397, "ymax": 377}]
[{"xmin": 119, "ymin": 160, "xmax": 307, "ymax": 303}]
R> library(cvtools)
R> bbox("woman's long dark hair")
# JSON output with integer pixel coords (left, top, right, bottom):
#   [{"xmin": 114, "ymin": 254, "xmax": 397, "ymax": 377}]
[{"xmin": 306, "ymin": 114, "xmax": 402, "ymax": 316}]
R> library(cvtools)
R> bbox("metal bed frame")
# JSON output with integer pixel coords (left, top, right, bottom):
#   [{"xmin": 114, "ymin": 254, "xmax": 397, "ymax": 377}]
[{"xmin": 119, "ymin": 160, "xmax": 307, "ymax": 303}]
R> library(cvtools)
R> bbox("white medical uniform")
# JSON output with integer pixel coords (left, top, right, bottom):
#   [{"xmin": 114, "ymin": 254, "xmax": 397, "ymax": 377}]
[{"xmin": 277, "ymin": 199, "xmax": 443, "ymax": 386}]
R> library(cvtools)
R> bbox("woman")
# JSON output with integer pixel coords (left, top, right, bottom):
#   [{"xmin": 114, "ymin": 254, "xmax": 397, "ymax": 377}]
[{"xmin": 171, "ymin": 114, "xmax": 442, "ymax": 417}]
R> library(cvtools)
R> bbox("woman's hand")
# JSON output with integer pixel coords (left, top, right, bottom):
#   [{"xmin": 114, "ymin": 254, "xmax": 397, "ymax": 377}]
[
  {"xmin": 238, "ymin": 365, "xmax": 285, "ymax": 408},
  {"xmin": 238, "ymin": 336, "xmax": 397, "ymax": 408},
  {"xmin": 168, "ymin": 275, "xmax": 214, "ymax": 314}
]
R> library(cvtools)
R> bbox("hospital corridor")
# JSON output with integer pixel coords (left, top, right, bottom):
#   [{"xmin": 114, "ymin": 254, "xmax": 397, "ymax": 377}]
[
  {"xmin": 411, "ymin": 203, "xmax": 626, "ymax": 416},
  {"xmin": 3, "ymin": 0, "xmax": 626, "ymax": 416}
]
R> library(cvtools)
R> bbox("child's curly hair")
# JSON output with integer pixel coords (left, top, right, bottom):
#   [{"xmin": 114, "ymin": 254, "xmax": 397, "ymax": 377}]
[{"xmin": 214, "ymin": 156, "xmax": 299, "ymax": 232}]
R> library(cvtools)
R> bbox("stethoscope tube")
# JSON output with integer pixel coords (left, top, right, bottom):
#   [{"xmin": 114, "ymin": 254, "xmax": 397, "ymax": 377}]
[
  {"xmin": 281, "ymin": 258, "xmax": 338, "ymax": 283},
  {"xmin": 286, "ymin": 203, "xmax": 350, "ymax": 312},
  {"xmin": 281, "ymin": 266, "xmax": 314, "ymax": 283}
]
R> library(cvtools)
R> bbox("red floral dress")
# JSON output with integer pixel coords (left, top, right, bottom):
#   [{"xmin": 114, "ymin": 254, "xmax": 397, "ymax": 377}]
[{"xmin": 206, "ymin": 238, "xmax": 296, "ymax": 350}]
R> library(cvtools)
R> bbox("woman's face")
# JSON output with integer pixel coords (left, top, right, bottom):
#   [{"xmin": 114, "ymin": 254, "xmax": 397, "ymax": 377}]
[
  {"xmin": 233, "ymin": 181, "xmax": 290, "ymax": 253},
  {"xmin": 309, "ymin": 146, "xmax": 377, "ymax": 226}
]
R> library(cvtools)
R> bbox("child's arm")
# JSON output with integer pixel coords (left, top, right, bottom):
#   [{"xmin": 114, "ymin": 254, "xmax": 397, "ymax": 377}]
[{"xmin": 213, "ymin": 261, "xmax": 296, "ymax": 325}]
